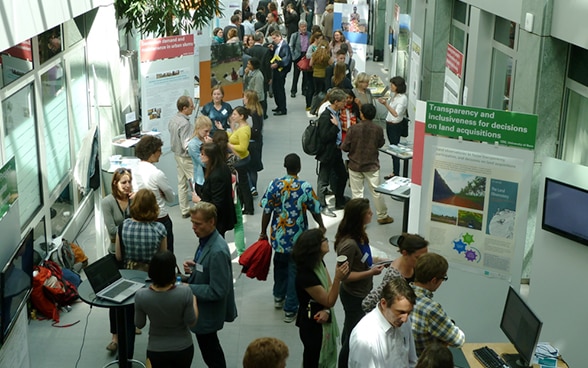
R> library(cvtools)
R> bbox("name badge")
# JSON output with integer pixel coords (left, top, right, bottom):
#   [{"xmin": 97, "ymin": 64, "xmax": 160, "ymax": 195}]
[
  {"xmin": 222, "ymin": 109, "xmax": 228, "ymax": 115},
  {"xmin": 360, "ymin": 252, "xmax": 368, "ymax": 263},
  {"xmin": 195, "ymin": 263, "xmax": 204, "ymax": 273}
]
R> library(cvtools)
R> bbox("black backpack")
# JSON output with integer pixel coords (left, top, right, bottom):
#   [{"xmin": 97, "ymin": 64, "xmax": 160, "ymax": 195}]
[{"xmin": 302, "ymin": 119, "xmax": 321, "ymax": 156}]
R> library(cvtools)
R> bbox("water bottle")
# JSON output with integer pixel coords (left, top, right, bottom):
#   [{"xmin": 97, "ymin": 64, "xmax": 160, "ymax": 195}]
[{"xmin": 176, "ymin": 276, "xmax": 182, "ymax": 286}]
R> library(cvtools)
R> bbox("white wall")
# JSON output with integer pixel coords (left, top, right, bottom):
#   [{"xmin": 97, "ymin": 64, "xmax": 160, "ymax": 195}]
[
  {"xmin": 551, "ymin": 0, "xmax": 588, "ymax": 49},
  {"xmin": 460, "ymin": 0, "xmax": 522, "ymax": 23},
  {"xmin": 528, "ymin": 157, "xmax": 588, "ymax": 367},
  {"xmin": 0, "ymin": 0, "xmax": 114, "ymax": 51}
]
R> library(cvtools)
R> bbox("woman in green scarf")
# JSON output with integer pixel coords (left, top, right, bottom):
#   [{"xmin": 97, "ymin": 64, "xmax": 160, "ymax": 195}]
[{"xmin": 292, "ymin": 229, "xmax": 349, "ymax": 368}]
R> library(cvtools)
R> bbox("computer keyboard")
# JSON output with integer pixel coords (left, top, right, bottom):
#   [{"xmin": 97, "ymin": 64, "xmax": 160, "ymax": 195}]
[
  {"xmin": 103, "ymin": 281, "xmax": 133, "ymax": 298},
  {"xmin": 473, "ymin": 346, "xmax": 509, "ymax": 368}
]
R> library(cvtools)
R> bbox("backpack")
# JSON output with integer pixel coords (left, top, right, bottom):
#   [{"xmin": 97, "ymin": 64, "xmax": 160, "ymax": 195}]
[
  {"xmin": 302, "ymin": 119, "xmax": 321, "ymax": 156},
  {"xmin": 49, "ymin": 238, "xmax": 76, "ymax": 271}
]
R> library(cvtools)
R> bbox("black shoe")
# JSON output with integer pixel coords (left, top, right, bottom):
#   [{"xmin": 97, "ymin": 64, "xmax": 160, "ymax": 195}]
[
  {"xmin": 290, "ymin": 93, "xmax": 296, "ymax": 98},
  {"xmin": 321, "ymin": 208, "xmax": 336, "ymax": 218},
  {"xmin": 272, "ymin": 107, "xmax": 280, "ymax": 112},
  {"xmin": 264, "ymin": 115, "xmax": 269, "ymax": 119},
  {"xmin": 243, "ymin": 209, "xmax": 255, "ymax": 215},
  {"xmin": 181, "ymin": 213, "xmax": 190, "ymax": 218},
  {"xmin": 273, "ymin": 111, "xmax": 287, "ymax": 116}
]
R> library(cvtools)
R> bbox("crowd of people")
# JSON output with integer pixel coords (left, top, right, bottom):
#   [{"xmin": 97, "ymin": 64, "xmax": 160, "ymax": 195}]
[{"xmin": 96, "ymin": 1, "xmax": 468, "ymax": 367}]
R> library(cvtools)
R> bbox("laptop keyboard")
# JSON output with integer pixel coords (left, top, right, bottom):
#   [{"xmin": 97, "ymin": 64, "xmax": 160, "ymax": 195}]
[{"xmin": 103, "ymin": 280, "xmax": 134, "ymax": 298}]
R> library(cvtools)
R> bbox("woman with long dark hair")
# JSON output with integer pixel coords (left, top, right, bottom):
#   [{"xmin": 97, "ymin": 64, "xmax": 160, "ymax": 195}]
[
  {"xmin": 215, "ymin": 106, "xmax": 255, "ymax": 215},
  {"xmin": 334, "ymin": 198, "xmax": 385, "ymax": 368},
  {"xmin": 135, "ymin": 250, "xmax": 198, "ymax": 368},
  {"xmin": 378, "ymin": 76, "xmax": 408, "ymax": 179},
  {"xmin": 243, "ymin": 90, "xmax": 264, "ymax": 197},
  {"xmin": 291, "ymin": 229, "xmax": 349, "ymax": 368},
  {"xmin": 191, "ymin": 142, "xmax": 236, "ymax": 237}
]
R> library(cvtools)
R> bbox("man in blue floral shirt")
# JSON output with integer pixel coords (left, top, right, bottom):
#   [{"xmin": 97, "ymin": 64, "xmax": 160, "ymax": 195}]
[{"xmin": 259, "ymin": 153, "xmax": 325, "ymax": 322}]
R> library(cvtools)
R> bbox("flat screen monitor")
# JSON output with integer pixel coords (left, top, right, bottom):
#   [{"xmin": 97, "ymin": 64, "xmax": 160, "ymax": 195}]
[
  {"xmin": 124, "ymin": 119, "xmax": 141, "ymax": 139},
  {"xmin": 500, "ymin": 286, "xmax": 543, "ymax": 368},
  {"xmin": 542, "ymin": 178, "xmax": 588, "ymax": 246},
  {"xmin": 1, "ymin": 229, "xmax": 34, "ymax": 343}
]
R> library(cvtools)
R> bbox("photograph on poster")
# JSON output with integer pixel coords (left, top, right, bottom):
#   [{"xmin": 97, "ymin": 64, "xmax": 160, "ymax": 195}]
[
  {"xmin": 432, "ymin": 168, "xmax": 486, "ymax": 211},
  {"xmin": 147, "ymin": 108, "xmax": 161, "ymax": 120},
  {"xmin": 341, "ymin": 4, "xmax": 368, "ymax": 33},
  {"xmin": 210, "ymin": 43, "xmax": 243, "ymax": 88},
  {"xmin": 430, "ymin": 204, "xmax": 457, "ymax": 225},
  {"xmin": 457, "ymin": 209, "xmax": 483, "ymax": 230},
  {"xmin": 486, "ymin": 179, "xmax": 518, "ymax": 239}
]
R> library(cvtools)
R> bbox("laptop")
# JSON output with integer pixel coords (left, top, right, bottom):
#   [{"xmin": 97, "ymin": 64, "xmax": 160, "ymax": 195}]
[
  {"xmin": 84, "ymin": 255, "xmax": 145, "ymax": 303},
  {"xmin": 124, "ymin": 119, "xmax": 142, "ymax": 139}
]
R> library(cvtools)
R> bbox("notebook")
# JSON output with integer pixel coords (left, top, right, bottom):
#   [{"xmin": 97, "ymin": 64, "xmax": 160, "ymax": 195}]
[{"xmin": 84, "ymin": 255, "xmax": 145, "ymax": 303}]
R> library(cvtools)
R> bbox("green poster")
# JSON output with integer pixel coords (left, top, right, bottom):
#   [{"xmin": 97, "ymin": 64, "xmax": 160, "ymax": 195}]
[{"xmin": 425, "ymin": 102, "xmax": 537, "ymax": 149}]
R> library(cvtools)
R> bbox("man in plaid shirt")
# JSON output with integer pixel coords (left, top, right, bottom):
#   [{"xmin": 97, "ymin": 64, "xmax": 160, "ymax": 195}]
[{"xmin": 410, "ymin": 253, "xmax": 465, "ymax": 356}]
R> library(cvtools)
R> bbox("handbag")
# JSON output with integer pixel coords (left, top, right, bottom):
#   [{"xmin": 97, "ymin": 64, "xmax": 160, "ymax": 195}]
[
  {"xmin": 296, "ymin": 56, "xmax": 312, "ymax": 72},
  {"xmin": 400, "ymin": 117, "xmax": 409, "ymax": 137}
]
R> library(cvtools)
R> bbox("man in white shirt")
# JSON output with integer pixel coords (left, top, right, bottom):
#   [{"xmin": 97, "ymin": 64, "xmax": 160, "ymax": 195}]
[
  {"xmin": 348, "ymin": 277, "xmax": 418, "ymax": 368},
  {"xmin": 168, "ymin": 95, "xmax": 194, "ymax": 218},
  {"xmin": 134, "ymin": 135, "xmax": 176, "ymax": 253}
]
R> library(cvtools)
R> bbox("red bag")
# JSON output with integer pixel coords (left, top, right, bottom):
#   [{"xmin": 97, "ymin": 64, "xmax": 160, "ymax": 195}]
[
  {"xmin": 31, "ymin": 266, "xmax": 60, "ymax": 322},
  {"xmin": 296, "ymin": 56, "xmax": 312, "ymax": 72}
]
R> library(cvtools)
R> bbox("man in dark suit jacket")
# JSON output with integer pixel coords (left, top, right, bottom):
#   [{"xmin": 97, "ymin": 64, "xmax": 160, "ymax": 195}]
[
  {"xmin": 315, "ymin": 88, "xmax": 349, "ymax": 217},
  {"xmin": 185, "ymin": 202, "xmax": 238, "ymax": 368},
  {"xmin": 270, "ymin": 31, "xmax": 292, "ymax": 115},
  {"xmin": 245, "ymin": 31, "xmax": 272, "ymax": 118},
  {"xmin": 223, "ymin": 14, "xmax": 244, "ymax": 42}
]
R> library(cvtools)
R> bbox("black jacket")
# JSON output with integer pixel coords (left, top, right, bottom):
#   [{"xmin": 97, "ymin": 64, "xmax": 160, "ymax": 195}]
[
  {"xmin": 315, "ymin": 108, "xmax": 342, "ymax": 163},
  {"xmin": 202, "ymin": 164, "xmax": 237, "ymax": 234}
]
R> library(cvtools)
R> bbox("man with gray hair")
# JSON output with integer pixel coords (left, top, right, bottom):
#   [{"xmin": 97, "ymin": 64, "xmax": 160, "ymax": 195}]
[
  {"xmin": 315, "ymin": 88, "xmax": 349, "ymax": 217},
  {"xmin": 245, "ymin": 31, "xmax": 272, "ymax": 118},
  {"xmin": 289, "ymin": 19, "xmax": 311, "ymax": 100}
]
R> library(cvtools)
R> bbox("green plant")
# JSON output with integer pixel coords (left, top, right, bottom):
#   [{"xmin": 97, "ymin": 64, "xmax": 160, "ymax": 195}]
[{"xmin": 115, "ymin": 0, "xmax": 223, "ymax": 37}]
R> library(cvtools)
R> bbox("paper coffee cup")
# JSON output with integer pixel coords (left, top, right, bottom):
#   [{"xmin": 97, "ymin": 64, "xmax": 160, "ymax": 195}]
[{"xmin": 336, "ymin": 255, "xmax": 348, "ymax": 265}]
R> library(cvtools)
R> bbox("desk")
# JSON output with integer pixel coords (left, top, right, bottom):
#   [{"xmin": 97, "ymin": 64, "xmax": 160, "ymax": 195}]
[
  {"xmin": 460, "ymin": 343, "xmax": 566, "ymax": 368},
  {"xmin": 78, "ymin": 270, "xmax": 148, "ymax": 368},
  {"xmin": 379, "ymin": 144, "xmax": 413, "ymax": 178},
  {"xmin": 375, "ymin": 176, "xmax": 410, "ymax": 232}
]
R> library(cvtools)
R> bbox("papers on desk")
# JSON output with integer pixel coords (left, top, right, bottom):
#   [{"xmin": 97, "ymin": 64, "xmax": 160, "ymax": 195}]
[
  {"xmin": 534, "ymin": 343, "xmax": 558, "ymax": 367},
  {"xmin": 387, "ymin": 144, "xmax": 413, "ymax": 158},
  {"xmin": 381, "ymin": 176, "xmax": 411, "ymax": 191}
]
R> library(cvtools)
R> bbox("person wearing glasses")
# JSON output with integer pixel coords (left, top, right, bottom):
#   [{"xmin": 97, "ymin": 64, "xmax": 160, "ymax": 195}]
[
  {"xmin": 410, "ymin": 253, "xmax": 465, "ymax": 356},
  {"xmin": 291, "ymin": 229, "xmax": 349, "ymax": 367}
]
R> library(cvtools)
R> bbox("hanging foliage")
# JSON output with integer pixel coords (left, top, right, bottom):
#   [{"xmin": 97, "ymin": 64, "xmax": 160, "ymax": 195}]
[{"xmin": 115, "ymin": 0, "xmax": 223, "ymax": 37}]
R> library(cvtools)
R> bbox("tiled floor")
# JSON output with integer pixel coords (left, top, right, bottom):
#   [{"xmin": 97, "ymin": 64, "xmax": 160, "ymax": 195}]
[{"xmin": 28, "ymin": 60, "xmax": 408, "ymax": 367}]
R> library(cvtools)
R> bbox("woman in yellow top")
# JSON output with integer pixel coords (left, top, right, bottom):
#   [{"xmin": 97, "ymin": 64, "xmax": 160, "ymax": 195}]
[
  {"xmin": 215, "ymin": 106, "xmax": 254, "ymax": 215},
  {"xmin": 310, "ymin": 39, "xmax": 332, "ymax": 96}
]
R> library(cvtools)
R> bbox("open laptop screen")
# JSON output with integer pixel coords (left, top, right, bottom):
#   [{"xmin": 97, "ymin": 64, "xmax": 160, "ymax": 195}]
[
  {"xmin": 124, "ymin": 119, "xmax": 141, "ymax": 139},
  {"xmin": 84, "ymin": 255, "xmax": 121, "ymax": 293}
]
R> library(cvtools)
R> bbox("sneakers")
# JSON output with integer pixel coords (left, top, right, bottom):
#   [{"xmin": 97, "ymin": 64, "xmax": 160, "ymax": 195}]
[
  {"xmin": 283, "ymin": 312, "xmax": 297, "ymax": 323},
  {"xmin": 251, "ymin": 187, "xmax": 258, "ymax": 197},
  {"xmin": 377, "ymin": 216, "xmax": 394, "ymax": 225},
  {"xmin": 274, "ymin": 298, "xmax": 285, "ymax": 309}
]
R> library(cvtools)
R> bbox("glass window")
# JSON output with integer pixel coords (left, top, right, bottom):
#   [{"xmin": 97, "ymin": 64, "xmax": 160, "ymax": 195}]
[
  {"xmin": 68, "ymin": 47, "xmax": 89, "ymax": 154},
  {"xmin": 562, "ymin": 89, "xmax": 588, "ymax": 165},
  {"xmin": 452, "ymin": 0, "xmax": 468, "ymax": 23},
  {"xmin": 568, "ymin": 45, "xmax": 588, "ymax": 87},
  {"xmin": 493, "ymin": 16, "xmax": 516, "ymax": 49},
  {"xmin": 50, "ymin": 184, "xmax": 74, "ymax": 237},
  {"xmin": 63, "ymin": 19, "xmax": 84, "ymax": 48},
  {"xmin": 38, "ymin": 26, "xmax": 62, "ymax": 64},
  {"xmin": 488, "ymin": 49, "xmax": 513, "ymax": 111},
  {"xmin": 2, "ymin": 85, "xmax": 42, "ymax": 227},
  {"xmin": 41, "ymin": 61, "xmax": 70, "ymax": 194},
  {"xmin": 0, "ymin": 40, "xmax": 34, "ymax": 88},
  {"xmin": 450, "ymin": 26, "xmax": 466, "ymax": 53}
]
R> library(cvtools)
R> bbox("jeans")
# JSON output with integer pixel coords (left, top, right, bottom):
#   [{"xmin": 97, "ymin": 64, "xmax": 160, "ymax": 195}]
[
  {"xmin": 196, "ymin": 332, "xmax": 226, "ymax": 368},
  {"xmin": 235, "ymin": 156, "xmax": 254, "ymax": 213},
  {"xmin": 338, "ymin": 288, "xmax": 366, "ymax": 368},
  {"xmin": 386, "ymin": 122, "xmax": 402, "ymax": 176},
  {"xmin": 273, "ymin": 252, "xmax": 298, "ymax": 313}
]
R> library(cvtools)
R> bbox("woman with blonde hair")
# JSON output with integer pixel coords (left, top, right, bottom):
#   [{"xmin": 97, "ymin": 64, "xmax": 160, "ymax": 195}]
[
  {"xmin": 187, "ymin": 116, "xmax": 213, "ymax": 196},
  {"xmin": 243, "ymin": 90, "xmax": 264, "ymax": 197},
  {"xmin": 352, "ymin": 72, "xmax": 373, "ymax": 109},
  {"xmin": 310, "ymin": 39, "xmax": 332, "ymax": 95}
]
